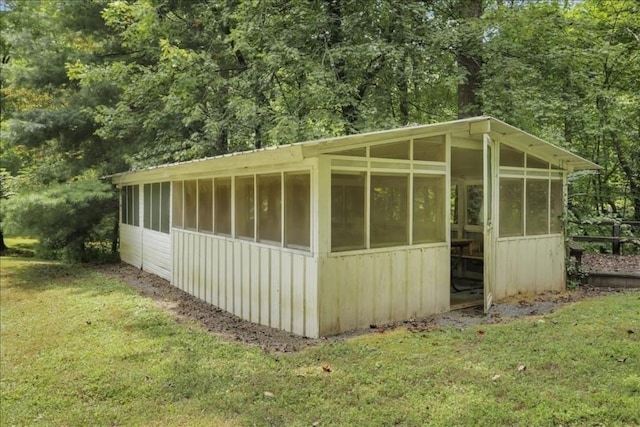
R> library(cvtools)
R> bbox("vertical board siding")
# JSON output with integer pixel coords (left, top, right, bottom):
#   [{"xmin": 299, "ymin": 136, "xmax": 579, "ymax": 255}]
[
  {"xmin": 141, "ymin": 229, "xmax": 171, "ymax": 281},
  {"xmin": 171, "ymin": 229, "xmax": 319, "ymax": 337},
  {"xmin": 495, "ymin": 236, "xmax": 565, "ymax": 299},
  {"xmin": 120, "ymin": 224, "xmax": 142, "ymax": 268},
  {"xmin": 318, "ymin": 245, "xmax": 450, "ymax": 337}
]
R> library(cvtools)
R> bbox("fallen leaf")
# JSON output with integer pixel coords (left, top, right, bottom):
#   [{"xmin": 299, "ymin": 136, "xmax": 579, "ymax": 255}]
[
  {"xmin": 312, "ymin": 421, "xmax": 321, "ymax": 426},
  {"xmin": 491, "ymin": 374, "xmax": 501, "ymax": 381},
  {"xmin": 517, "ymin": 365, "xmax": 526, "ymax": 372},
  {"xmin": 617, "ymin": 358, "xmax": 627, "ymax": 363},
  {"xmin": 552, "ymin": 319, "xmax": 558, "ymax": 325},
  {"xmin": 627, "ymin": 330, "xmax": 635, "ymax": 335},
  {"xmin": 264, "ymin": 391, "xmax": 275, "ymax": 398},
  {"xmin": 476, "ymin": 330, "xmax": 486, "ymax": 338},
  {"xmin": 322, "ymin": 364, "xmax": 332, "ymax": 373}
]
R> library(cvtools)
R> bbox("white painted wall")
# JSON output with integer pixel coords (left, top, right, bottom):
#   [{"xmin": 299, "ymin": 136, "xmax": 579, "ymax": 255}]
[
  {"xmin": 120, "ymin": 223, "xmax": 142, "ymax": 268},
  {"xmin": 494, "ymin": 235, "xmax": 565, "ymax": 298},
  {"xmin": 318, "ymin": 245, "xmax": 450, "ymax": 336},
  {"xmin": 142, "ymin": 229, "xmax": 172, "ymax": 281},
  {"xmin": 172, "ymin": 229, "xmax": 319, "ymax": 337}
]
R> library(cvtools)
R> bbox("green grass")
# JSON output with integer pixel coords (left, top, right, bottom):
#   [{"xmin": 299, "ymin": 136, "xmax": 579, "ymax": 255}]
[{"xmin": 1, "ymin": 256, "xmax": 639, "ymax": 426}]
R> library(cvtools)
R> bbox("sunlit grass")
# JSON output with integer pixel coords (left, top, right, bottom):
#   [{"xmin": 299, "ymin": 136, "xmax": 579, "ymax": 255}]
[
  {"xmin": 2, "ymin": 236, "xmax": 38, "ymax": 254},
  {"xmin": 1, "ymin": 256, "xmax": 639, "ymax": 426}
]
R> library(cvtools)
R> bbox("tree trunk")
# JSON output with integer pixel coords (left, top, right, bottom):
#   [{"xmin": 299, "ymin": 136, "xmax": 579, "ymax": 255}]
[
  {"xmin": 0, "ymin": 231, "xmax": 7, "ymax": 254},
  {"xmin": 456, "ymin": 0, "xmax": 484, "ymax": 118}
]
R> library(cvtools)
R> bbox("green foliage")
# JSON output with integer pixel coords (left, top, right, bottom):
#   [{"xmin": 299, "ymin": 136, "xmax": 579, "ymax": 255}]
[
  {"xmin": 1, "ymin": 0, "xmax": 639, "ymax": 255},
  {"xmin": 2, "ymin": 177, "xmax": 117, "ymax": 258}
]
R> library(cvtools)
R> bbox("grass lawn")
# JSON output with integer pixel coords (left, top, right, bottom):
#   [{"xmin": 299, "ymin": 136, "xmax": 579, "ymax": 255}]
[{"xmin": 1, "ymin": 256, "xmax": 639, "ymax": 426}]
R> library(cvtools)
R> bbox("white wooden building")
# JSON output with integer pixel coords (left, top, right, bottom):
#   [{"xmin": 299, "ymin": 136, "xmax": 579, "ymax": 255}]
[{"xmin": 110, "ymin": 116, "xmax": 599, "ymax": 338}]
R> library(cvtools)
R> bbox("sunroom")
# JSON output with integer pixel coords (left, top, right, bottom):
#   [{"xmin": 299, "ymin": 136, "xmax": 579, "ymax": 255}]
[{"xmin": 111, "ymin": 116, "xmax": 599, "ymax": 338}]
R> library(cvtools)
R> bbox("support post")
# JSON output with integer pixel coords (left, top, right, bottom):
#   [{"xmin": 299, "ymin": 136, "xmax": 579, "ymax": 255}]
[{"xmin": 612, "ymin": 223, "xmax": 621, "ymax": 255}]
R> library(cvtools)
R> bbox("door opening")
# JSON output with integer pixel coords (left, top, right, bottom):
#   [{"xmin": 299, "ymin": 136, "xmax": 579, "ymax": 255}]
[{"xmin": 450, "ymin": 146, "xmax": 485, "ymax": 309}]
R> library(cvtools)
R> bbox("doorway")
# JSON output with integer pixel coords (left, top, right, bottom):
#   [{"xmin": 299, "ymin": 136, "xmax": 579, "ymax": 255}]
[{"xmin": 450, "ymin": 145, "xmax": 485, "ymax": 309}]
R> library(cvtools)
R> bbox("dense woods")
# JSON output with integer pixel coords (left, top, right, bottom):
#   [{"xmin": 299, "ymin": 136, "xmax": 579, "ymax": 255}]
[{"xmin": 0, "ymin": 0, "xmax": 638, "ymax": 258}]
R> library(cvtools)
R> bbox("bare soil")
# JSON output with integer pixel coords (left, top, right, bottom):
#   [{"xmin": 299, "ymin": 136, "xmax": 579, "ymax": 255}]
[{"xmin": 97, "ymin": 262, "xmax": 637, "ymax": 353}]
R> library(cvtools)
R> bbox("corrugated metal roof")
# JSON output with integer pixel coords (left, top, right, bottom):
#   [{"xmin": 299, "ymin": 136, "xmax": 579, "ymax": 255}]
[{"xmin": 106, "ymin": 116, "xmax": 600, "ymax": 183}]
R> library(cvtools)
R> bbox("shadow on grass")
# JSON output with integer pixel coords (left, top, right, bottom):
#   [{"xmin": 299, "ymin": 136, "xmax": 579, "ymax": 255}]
[{"xmin": 2, "ymin": 258, "xmax": 129, "ymax": 298}]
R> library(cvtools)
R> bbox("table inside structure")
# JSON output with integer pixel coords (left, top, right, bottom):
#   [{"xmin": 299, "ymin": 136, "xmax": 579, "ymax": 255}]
[{"xmin": 450, "ymin": 239, "xmax": 473, "ymax": 292}]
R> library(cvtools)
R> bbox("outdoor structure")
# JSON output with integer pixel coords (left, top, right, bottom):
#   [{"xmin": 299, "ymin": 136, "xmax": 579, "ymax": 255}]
[{"xmin": 110, "ymin": 116, "xmax": 599, "ymax": 338}]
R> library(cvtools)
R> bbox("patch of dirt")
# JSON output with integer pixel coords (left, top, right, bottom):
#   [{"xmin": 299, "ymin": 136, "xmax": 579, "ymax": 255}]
[
  {"xmin": 97, "ymin": 263, "xmax": 637, "ymax": 352},
  {"xmin": 581, "ymin": 254, "xmax": 640, "ymax": 274}
]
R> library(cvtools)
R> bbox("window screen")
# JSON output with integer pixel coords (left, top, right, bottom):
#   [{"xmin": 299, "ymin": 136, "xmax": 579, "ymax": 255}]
[
  {"xmin": 370, "ymin": 140, "xmax": 410, "ymax": 160},
  {"xmin": 500, "ymin": 145, "xmax": 524, "ymax": 167},
  {"xmin": 160, "ymin": 182, "xmax": 170, "ymax": 233},
  {"xmin": 413, "ymin": 135, "xmax": 445, "ymax": 162},
  {"xmin": 370, "ymin": 174, "xmax": 409, "ymax": 248},
  {"xmin": 121, "ymin": 185, "xmax": 140, "ymax": 226},
  {"xmin": 172, "ymin": 181, "xmax": 183, "ymax": 228},
  {"xmin": 151, "ymin": 183, "xmax": 161, "ymax": 231},
  {"xmin": 235, "ymin": 176, "xmax": 255, "ymax": 239},
  {"xmin": 214, "ymin": 178, "xmax": 231, "ymax": 235},
  {"xmin": 413, "ymin": 175, "xmax": 445, "ymax": 243},
  {"xmin": 331, "ymin": 173, "xmax": 366, "ymax": 251},
  {"xmin": 184, "ymin": 180, "xmax": 197, "ymax": 230},
  {"xmin": 198, "ymin": 179, "xmax": 213, "ymax": 233},
  {"xmin": 285, "ymin": 173, "xmax": 310, "ymax": 248},
  {"xmin": 527, "ymin": 154, "xmax": 548, "ymax": 169},
  {"xmin": 143, "ymin": 184, "xmax": 151, "ymax": 229},
  {"xmin": 499, "ymin": 178, "xmax": 524, "ymax": 237},
  {"xmin": 258, "ymin": 174, "xmax": 281, "ymax": 243},
  {"xmin": 466, "ymin": 185, "xmax": 483, "ymax": 226},
  {"xmin": 550, "ymin": 180, "xmax": 563, "ymax": 233},
  {"xmin": 526, "ymin": 179, "xmax": 549, "ymax": 235}
]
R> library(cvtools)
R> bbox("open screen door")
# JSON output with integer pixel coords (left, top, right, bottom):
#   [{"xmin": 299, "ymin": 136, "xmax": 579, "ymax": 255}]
[{"xmin": 483, "ymin": 134, "xmax": 496, "ymax": 312}]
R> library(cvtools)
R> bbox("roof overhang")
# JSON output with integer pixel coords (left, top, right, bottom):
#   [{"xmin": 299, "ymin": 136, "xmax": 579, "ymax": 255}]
[{"xmin": 106, "ymin": 116, "xmax": 600, "ymax": 184}]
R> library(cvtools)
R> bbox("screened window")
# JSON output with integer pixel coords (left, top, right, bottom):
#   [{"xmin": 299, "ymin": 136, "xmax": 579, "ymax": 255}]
[
  {"xmin": 258, "ymin": 174, "xmax": 281, "ymax": 243},
  {"xmin": 500, "ymin": 145, "xmax": 524, "ymax": 167},
  {"xmin": 143, "ymin": 182, "xmax": 170, "ymax": 234},
  {"xmin": 466, "ymin": 185, "xmax": 483, "ymax": 226},
  {"xmin": 333, "ymin": 147, "xmax": 366, "ymax": 157},
  {"xmin": 121, "ymin": 185, "xmax": 139, "ymax": 226},
  {"xmin": 370, "ymin": 174, "xmax": 409, "ymax": 247},
  {"xmin": 143, "ymin": 184, "xmax": 151, "ymax": 228},
  {"xmin": 214, "ymin": 178, "xmax": 231, "ymax": 235},
  {"xmin": 285, "ymin": 173, "xmax": 310, "ymax": 248},
  {"xmin": 160, "ymin": 182, "xmax": 170, "ymax": 233},
  {"xmin": 370, "ymin": 140, "xmax": 410, "ymax": 160},
  {"xmin": 550, "ymin": 180, "xmax": 563, "ymax": 233},
  {"xmin": 413, "ymin": 175, "xmax": 445, "ymax": 243},
  {"xmin": 527, "ymin": 154, "xmax": 548, "ymax": 169},
  {"xmin": 450, "ymin": 184, "xmax": 459, "ymax": 225},
  {"xmin": 198, "ymin": 179, "xmax": 213, "ymax": 233},
  {"xmin": 413, "ymin": 135, "xmax": 445, "ymax": 162},
  {"xmin": 184, "ymin": 180, "xmax": 197, "ymax": 230},
  {"xmin": 235, "ymin": 176, "xmax": 254, "ymax": 239},
  {"xmin": 172, "ymin": 181, "xmax": 183, "ymax": 228},
  {"xmin": 151, "ymin": 183, "xmax": 161, "ymax": 231},
  {"xmin": 526, "ymin": 179, "xmax": 549, "ymax": 235},
  {"xmin": 499, "ymin": 178, "xmax": 524, "ymax": 237},
  {"xmin": 331, "ymin": 173, "xmax": 366, "ymax": 251}
]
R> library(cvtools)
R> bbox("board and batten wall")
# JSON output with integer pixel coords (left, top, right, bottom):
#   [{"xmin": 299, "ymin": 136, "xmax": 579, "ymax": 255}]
[
  {"xmin": 172, "ymin": 229, "xmax": 319, "ymax": 338},
  {"xmin": 120, "ymin": 223, "xmax": 142, "ymax": 269},
  {"xmin": 317, "ymin": 245, "xmax": 450, "ymax": 337},
  {"xmin": 494, "ymin": 235, "xmax": 565, "ymax": 298},
  {"xmin": 141, "ymin": 229, "xmax": 172, "ymax": 281}
]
